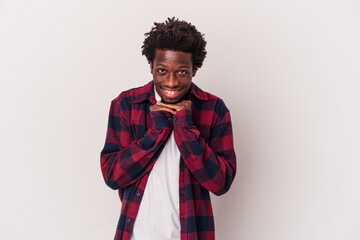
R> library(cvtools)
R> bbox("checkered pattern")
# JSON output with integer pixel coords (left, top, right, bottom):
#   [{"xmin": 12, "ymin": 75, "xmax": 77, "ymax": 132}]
[{"xmin": 100, "ymin": 81, "xmax": 236, "ymax": 240}]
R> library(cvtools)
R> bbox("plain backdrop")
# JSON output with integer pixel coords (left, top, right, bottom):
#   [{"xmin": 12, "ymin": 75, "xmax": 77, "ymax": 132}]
[{"xmin": 1, "ymin": 0, "xmax": 359, "ymax": 239}]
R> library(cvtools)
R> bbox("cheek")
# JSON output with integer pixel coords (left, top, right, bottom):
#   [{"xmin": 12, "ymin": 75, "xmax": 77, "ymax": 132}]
[
  {"xmin": 153, "ymin": 78, "xmax": 162, "ymax": 86},
  {"xmin": 184, "ymin": 78, "xmax": 192, "ymax": 88},
  {"xmin": 153, "ymin": 75, "xmax": 165, "ymax": 82}
]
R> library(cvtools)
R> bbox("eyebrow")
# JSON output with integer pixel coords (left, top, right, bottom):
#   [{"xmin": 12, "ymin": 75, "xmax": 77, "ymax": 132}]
[{"xmin": 155, "ymin": 63, "xmax": 191, "ymax": 68}]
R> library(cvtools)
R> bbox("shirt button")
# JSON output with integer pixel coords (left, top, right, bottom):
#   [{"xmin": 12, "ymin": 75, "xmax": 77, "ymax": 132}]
[
  {"xmin": 168, "ymin": 117, "xmax": 172, "ymax": 121},
  {"xmin": 174, "ymin": 117, "xmax": 177, "ymax": 121},
  {"xmin": 136, "ymin": 193, "xmax": 141, "ymax": 197},
  {"xmin": 128, "ymin": 218, "xmax": 132, "ymax": 223}
]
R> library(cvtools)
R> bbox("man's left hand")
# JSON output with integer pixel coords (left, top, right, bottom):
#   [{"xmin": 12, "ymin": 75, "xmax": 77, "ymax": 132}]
[{"xmin": 156, "ymin": 100, "xmax": 191, "ymax": 113}]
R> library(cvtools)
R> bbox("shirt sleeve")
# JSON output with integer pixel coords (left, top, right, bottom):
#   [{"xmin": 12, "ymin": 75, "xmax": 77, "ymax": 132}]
[
  {"xmin": 100, "ymin": 97, "xmax": 172, "ymax": 190},
  {"xmin": 173, "ymin": 100, "xmax": 236, "ymax": 196}
]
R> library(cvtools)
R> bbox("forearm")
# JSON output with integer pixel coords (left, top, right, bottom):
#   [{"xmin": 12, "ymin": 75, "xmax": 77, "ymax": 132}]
[
  {"xmin": 173, "ymin": 109, "xmax": 236, "ymax": 195},
  {"xmin": 100, "ymin": 102, "xmax": 172, "ymax": 189}
]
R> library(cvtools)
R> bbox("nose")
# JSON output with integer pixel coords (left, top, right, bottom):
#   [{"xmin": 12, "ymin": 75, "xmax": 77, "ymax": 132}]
[{"xmin": 165, "ymin": 73, "xmax": 178, "ymax": 88}]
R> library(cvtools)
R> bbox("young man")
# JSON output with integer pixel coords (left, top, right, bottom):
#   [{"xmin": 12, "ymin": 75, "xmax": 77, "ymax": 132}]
[{"xmin": 100, "ymin": 18, "xmax": 236, "ymax": 240}]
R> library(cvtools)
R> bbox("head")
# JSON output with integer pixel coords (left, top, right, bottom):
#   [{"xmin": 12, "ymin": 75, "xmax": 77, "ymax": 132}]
[{"xmin": 142, "ymin": 17, "xmax": 207, "ymax": 103}]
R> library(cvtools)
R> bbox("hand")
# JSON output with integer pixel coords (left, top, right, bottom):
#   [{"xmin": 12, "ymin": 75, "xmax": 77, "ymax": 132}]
[
  {"xmin": 150, "ymin": 102, "xmax": 177, "ymax": 115},
  {"xmin": 156, "ymin": 100, "xmax": 191, "ymax": 112},
  {"xmin": 150, "ymin": 100, "xmax": 192, "ymax": 115}
]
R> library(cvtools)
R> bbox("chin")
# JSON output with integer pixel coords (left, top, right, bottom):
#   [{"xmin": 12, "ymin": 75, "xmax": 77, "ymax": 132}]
[{"xmin": 161, "ymin": 98, "xmax": 182, "ymax": 104}]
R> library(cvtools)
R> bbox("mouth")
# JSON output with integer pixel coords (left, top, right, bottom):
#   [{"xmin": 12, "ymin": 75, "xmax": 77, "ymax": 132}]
[{"xmin": 161, "ymin": 88, "xmax": 182, "ymax": 99}]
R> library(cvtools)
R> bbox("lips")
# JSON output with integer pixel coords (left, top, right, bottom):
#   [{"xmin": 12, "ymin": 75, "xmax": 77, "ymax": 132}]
[{"xmin": 162, "ymin": 89, "xmax": 181, "ymax": 99}]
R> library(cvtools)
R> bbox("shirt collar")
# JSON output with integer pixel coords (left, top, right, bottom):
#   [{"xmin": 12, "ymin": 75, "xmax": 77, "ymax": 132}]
[
  {"xmin": 133, "ymin": 81, "xmax": 156, "ymax": 104},
  {"xmin": 190, "ymin": 82, "xmax": 208, "ymax": 101},
  {"xmin": 154, "ymin": 85, "xmax": 161, "ymax": 102},
  {"xmin": 134, "ymin": 80, "xmax": 208, "ymax": 104}
]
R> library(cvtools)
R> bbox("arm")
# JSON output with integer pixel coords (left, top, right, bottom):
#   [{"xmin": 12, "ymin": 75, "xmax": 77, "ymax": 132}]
[
  {"xmin": 100, "ymin": 97, "xmax": 172, "ymax": 190},
  {"xmin": 173, "ymin": 100, "xmax": 236, "ymax": 196}
]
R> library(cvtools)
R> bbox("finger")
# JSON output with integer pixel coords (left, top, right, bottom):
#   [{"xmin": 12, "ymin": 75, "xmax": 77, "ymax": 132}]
[
  {"xmin": 177, "ymin": 100, "xmax": 191, "ymax": 104},
  {"xmin": 152, "ymin": 105, "xmax": 177, "ymax": 114},
  {"xmin": 157, "ymin": 102, "xmax": 182, "ymax": 111},
  {"xmin": 175, "ymin": 100, "xmax": 191, "ymax": 107},
  {"xmin": 157, "ymin": 102, "xmax": 183, "ymax": 111},
  {"xmin": 158, "ymin": 107, "xmax": 177, "ymax": 115},
  {"xmin": 150, "ymin": 108, "xmax": 176, "ymax": 115}
]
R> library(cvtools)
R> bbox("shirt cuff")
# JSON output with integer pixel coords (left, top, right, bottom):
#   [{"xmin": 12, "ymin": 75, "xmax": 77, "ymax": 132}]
[
  {"xmin": 173, "ymin": 109, "xmax": 193, "ymax": 128},
  {"xmin": 151, "ymin": 110, "xmax": 173, "ymax": 129}
]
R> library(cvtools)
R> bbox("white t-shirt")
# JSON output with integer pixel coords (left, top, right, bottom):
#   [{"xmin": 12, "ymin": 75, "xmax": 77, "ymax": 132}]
[{"xmin": 130, "ymin": 89, "xmax": 181, "ymax": 240}]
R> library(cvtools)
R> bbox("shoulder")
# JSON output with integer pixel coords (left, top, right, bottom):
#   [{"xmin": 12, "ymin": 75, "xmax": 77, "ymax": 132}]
[
  {"xmin": 111, "ymin": 81, "xmax": 153, "ymax": 111},
  {"xmin": 192, "ymin": 83, "xmax": 230, "ymax": 119}
]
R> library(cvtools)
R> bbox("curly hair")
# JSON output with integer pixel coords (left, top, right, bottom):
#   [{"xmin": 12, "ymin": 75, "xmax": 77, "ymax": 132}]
[{"xmin": 142, "ymin": 17, "xmax": 207, "ymax": 69}]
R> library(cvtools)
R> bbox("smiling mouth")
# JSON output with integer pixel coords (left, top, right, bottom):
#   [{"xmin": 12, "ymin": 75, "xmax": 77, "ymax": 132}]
[{"xmin": 162, "ymin": 89, "xmax": 181, "ymax": 99}]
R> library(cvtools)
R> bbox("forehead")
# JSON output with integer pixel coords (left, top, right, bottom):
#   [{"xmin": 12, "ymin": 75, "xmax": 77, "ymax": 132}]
[{"xmin": 153, "ymin": 49, "xmax": 192, "ymax": 67}]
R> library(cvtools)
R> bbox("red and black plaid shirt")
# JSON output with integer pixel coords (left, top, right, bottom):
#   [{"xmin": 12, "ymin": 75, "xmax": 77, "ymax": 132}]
[{"xmin": 100, "ymin": 81, "xmax": 236, "ymax": 240}]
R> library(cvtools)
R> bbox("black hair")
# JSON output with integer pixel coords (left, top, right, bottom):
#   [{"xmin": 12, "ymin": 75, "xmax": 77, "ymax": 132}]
[{"xmin": 142, "ymin": 17, "xmax": 207, "ymax": 69}]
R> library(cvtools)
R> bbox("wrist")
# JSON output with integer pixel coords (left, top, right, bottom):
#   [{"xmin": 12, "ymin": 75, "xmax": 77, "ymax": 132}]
[
  {"xmin": 151, "ymin": 111, "xmax": 173, "ymax": 129},
  {"xmin": 173, "ymin": 109, "xmax": 193, "ymax": 128}
]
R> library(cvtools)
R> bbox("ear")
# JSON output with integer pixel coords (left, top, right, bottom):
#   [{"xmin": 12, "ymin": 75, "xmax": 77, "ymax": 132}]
[
  {"xmin": 149, "ymin": 61, "xmax": 153, "ymax": 74},
  {"xmin": 192, "ymin": 66, "xmax": 198, "ymax": 77}
]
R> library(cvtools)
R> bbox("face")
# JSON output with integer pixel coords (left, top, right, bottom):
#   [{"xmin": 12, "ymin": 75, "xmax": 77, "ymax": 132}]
[{"xmin": 151, "ymin": 49, "xmax": 197, "ymax": 104}]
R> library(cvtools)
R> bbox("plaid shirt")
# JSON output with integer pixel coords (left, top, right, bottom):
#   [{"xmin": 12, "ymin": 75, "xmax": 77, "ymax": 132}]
[{"xmin": 100, "ymin": 81, "xmax": 236, "ymax": 240}]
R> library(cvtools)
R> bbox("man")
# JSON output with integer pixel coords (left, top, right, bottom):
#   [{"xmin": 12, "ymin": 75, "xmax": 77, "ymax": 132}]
[{"xmin": 100, "ymin": 17, "xmax": 236, "ymax": 240}]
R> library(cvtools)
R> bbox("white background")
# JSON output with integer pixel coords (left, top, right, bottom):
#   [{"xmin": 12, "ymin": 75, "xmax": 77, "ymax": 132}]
[{"xmin": 1, "ymin": 0, "xmax": 359, "ymax": 239}]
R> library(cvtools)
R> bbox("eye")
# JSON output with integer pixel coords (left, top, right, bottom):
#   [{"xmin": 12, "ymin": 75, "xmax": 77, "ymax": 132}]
[
  {"xmin": 178, "ymin": 70, "xmax": 187, "ymax": 74},
  {"xmin": 157, "ymin": 68, "xmax": 166, "ymax": 73}
]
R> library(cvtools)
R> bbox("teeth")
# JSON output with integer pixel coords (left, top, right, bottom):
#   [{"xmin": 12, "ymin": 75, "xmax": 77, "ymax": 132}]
[{"xmin": 165, "ymin": 90, "xmax": 175, "ymax": 95}]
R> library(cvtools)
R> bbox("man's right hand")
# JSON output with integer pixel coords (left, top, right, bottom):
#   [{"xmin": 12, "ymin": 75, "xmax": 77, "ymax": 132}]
[{"xmin": 150, "ymin": 102, "xmax": 177, "ymax": 115}]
